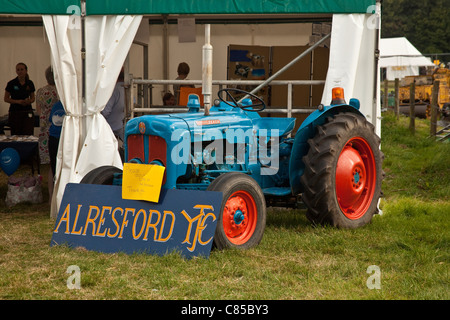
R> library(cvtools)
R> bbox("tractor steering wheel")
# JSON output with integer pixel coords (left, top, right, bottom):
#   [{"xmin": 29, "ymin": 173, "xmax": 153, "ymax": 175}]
[{"xmin": 217, "ymin": 88, "xmax": 266, "ymax": 112}]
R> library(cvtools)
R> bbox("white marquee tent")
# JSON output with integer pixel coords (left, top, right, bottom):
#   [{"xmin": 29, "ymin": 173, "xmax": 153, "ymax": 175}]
[
  {"xmin": 0, "ymin": 0, "xmax": 381, "ymax": 218},
  {"xmin": 379, "ymin": 37, "xmax": 435, "ymax": 80}
]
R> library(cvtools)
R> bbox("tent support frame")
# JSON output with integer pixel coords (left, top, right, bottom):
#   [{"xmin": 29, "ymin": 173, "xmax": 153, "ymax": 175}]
[{"xmin": 372, "ymin": 0, "xmax": 381, "ymax": 125}]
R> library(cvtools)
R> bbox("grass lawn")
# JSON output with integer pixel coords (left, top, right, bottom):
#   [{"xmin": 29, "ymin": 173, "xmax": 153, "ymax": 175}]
[{"xmin": 0, "ymin": 111, "xmax": 448, "ymax": 300}]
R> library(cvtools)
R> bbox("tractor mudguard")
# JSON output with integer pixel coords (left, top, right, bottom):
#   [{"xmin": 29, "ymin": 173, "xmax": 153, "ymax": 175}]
[{"xmin": 289, "ymin": 101, "xmax": 364, "ymax": 195}]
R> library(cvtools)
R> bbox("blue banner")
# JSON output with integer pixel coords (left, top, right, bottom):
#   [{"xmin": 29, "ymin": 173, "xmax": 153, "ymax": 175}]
[{"xmin": 51, "ymin": 183, "xmax": 222, "ymax": 258}]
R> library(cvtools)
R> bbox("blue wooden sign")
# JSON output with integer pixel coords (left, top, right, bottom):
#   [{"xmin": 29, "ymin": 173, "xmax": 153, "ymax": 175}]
[{"xmin": 51, "ymin": 183, "xmax": 222, "ymax": 258}]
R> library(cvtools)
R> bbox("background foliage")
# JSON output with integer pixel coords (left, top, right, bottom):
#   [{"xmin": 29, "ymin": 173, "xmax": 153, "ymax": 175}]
[{"xmin": 381, "ymin": 0, "xmax": 450, "ymax": 63}]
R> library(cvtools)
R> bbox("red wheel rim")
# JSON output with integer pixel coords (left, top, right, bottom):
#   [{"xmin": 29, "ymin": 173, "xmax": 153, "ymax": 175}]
[
  {"xmin": 335, "ymin": 137, "xmax": 376, "ymax": 220},
  {"xmin": 222, "ymin": 191, "xmax": 257, "ymax": 245}
]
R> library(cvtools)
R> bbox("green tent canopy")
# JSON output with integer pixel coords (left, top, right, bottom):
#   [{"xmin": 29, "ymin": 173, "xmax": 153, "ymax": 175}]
[
  {"xmin": 1, "ymin": 0, "xmax": 376, "ymax": 15},
  {"xmin": 0, "ymin": 1, "xmax": 78, "ymax": 15}
]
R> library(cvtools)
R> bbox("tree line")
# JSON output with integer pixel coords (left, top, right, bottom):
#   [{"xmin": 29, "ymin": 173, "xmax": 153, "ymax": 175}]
[{"xmin": 381, "ymin": 0, "xmax": 450, "ymax": 63}]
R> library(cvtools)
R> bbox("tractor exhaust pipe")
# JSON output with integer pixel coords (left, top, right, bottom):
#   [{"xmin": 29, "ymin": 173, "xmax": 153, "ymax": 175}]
[{"xmin": 203, "ymin": 24, "xmax": 213, "ymax": 116}]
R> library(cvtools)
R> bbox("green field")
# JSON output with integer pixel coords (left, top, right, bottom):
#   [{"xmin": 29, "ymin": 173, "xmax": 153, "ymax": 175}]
[{"xmin": 0, "ymin": 111, "xmax": 448, "ymax": 300}]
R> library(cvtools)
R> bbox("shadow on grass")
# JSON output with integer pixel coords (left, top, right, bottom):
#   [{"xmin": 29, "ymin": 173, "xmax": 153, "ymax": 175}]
[{"xmin": 266, "ymin": 206, "xmax": 311, "ymax": 230}]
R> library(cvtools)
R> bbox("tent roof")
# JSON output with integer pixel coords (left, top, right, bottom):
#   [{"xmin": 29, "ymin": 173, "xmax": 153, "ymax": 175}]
[
  {"xmin": 379, "ymin": 37, "xmax": 435, "ymax": 68},
  {"xmin": 0, "ymin": 0, "xmax": 376, "ymax": 15}
]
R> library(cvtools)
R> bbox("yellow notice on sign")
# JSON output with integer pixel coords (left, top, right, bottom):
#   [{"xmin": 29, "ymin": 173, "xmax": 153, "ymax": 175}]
[{"xmin": 122, "ymin": 163, "xmax": 165, "ymax": 203}]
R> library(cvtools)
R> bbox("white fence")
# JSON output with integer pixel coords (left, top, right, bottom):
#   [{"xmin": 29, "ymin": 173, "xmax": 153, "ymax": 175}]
[{"xmin": 127, "ymin": 78, "xmax": 325, "ymax": 119}]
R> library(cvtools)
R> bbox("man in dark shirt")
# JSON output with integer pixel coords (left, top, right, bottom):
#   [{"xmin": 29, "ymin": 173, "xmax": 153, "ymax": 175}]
[{"xmin": 4, "ymin": 62, "xmax": 36, "ymax": 135}]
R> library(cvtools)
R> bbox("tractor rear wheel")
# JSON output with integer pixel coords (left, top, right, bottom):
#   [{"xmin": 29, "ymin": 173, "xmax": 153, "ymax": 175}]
[
  {"xmin": 80, "ymin": 165, "xmax": 122, "ymax": 185},
  {"xmin": 301, "ymin": 113, "xmax": 384, "ymax": 228},
  {"xmin": 207, "ymin": 172, "xmax": 266, "ymax": 250}
]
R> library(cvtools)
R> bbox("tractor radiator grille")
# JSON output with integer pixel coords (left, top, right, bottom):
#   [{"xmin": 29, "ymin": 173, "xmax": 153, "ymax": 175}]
[{"xmin": 127, "ymin": 134, "xmax": 167, "ymax": 184}]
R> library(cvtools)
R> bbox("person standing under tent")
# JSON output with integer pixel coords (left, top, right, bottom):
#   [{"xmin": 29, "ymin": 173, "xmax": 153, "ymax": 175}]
[
  {"xmin": 4, "ymin": 62, "xmax": 36, "ymax": 135},
  {"xmin": 102, "ymin": 70, "xmax": 125, "ymax": 142},
  {"xmin": 36, "ymin": 66, "xmax": 59, "ymax": 164},
  {"xmin": 48, "ymin": 100, "xmax": 65, "ymax": 204}
]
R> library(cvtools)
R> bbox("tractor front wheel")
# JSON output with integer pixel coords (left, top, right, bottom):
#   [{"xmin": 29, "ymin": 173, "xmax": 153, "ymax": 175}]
[
  {"xmin": 207, "ymin": 172, "xmax": 266, "ymax": 250},
  {"xmin": 301, "ymin": 113, "xmax": 384, "ymax": 228},
  {"xmin": 80, "ymin": 165, "xmax": 122, "ymax": 185}
]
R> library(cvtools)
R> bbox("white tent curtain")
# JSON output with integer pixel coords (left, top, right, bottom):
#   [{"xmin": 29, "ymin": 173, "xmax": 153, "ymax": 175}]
[
  {"xmin": 43, "ymin": 14, "xmax": 142, "ymax": 218},
  {"xmin": 322, "ymin": 13, "xmax": 381, "ymax": 136}
]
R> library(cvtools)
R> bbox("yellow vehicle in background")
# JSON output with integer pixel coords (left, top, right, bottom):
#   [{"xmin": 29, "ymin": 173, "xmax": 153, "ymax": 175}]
[{"xmin": 399, "ymin": 68, "xmax": 450, "ymax": 118}]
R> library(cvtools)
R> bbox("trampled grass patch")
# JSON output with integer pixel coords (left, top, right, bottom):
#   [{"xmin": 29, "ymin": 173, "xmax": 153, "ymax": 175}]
[{"xmin": 0, "ymin": 111, "xmax": 448, "ymax": 300}]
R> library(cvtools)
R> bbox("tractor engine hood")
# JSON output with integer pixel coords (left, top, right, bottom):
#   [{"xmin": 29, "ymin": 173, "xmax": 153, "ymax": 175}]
[
  {"xmin": 170, "ymin": 111, "xmax": 254, "ymax": 143},
  {"xmin": 126, "ymin": 110, "xmax": 254, "ymax": 144}
]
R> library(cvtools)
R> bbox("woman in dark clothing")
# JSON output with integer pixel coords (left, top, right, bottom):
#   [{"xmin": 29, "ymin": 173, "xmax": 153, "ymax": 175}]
[{"xmin": 4, "ymin": 62, "xmax": 36, "ymax": 135}]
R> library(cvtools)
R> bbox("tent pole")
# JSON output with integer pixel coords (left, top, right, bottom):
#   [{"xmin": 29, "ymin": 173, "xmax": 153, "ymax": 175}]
[
  {"xmin": 81, "ymin": 0, "xmax": 86, "ymax": 105},
  {"xmin": 163, "ymin": 15, "xmax": 169, "ymax": 93},
  {"xmin": 372, "ymin": 0, "xmax": 381, "ymax": 127},
  {"xmin": 80, "ymin": 0, "xmax": 87, "ymax": 142}
]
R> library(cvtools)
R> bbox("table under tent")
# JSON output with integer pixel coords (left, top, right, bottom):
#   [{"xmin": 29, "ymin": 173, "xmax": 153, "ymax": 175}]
[{"xmin": 0, "ymin": 0, "xmax": 381, "ymax": 218}]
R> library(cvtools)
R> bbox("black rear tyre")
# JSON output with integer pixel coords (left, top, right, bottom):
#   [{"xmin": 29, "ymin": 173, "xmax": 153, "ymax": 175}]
[{"xmin": 301, "ymin": 113, "xmax": 384, "ymax": 228}]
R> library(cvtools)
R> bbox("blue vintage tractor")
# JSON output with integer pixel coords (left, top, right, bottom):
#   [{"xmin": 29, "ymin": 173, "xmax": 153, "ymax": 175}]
[{"xmin": 82, "ymin": 87, "xmax": 383, "ymax": 250}]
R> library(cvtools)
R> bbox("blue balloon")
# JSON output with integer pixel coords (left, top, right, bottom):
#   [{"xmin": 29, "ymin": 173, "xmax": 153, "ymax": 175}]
[{"xmin": 0, "ymin": 148, "xmax": 20, "ymax": 176}]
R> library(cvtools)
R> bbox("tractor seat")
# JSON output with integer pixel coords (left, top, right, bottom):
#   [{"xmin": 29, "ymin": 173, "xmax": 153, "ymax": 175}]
[{"xmin": 252, "ymin": 117, "xmax": 296, "ymax": 137}]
